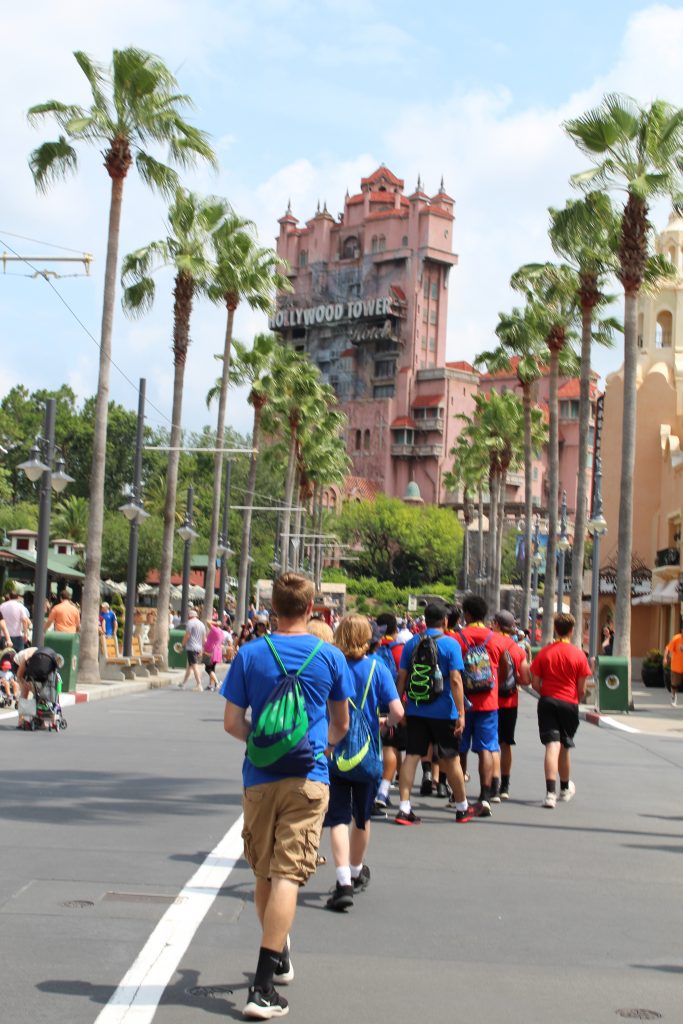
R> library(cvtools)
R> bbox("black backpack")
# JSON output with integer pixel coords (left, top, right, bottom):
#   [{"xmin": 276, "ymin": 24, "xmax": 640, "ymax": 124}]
[
  {"xmin": 407, "ymin": 635, "xmax": 444, "ymax": 706},
  {"xmin": 25, "ymin": 647, "xmax": 59, "ymax": 683},
  {"xmin": 497, "ymin": 640, "xmax": 519, "ymax": 696}
]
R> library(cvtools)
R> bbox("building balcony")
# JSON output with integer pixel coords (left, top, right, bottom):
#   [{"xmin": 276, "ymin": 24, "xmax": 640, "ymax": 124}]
[
  {"xmin": 413, "ymin": 442, "xmax": 443, "ymax": 457},
  {"xmin": 652, "ymin": 546, "xmax": 681, "ymax": 580},
  {"xmin": 391, "ymin": 443, "xmax": 414, "ymax": 458},
  {"xmin": 415, "ymin": 417, "xmax": 444, "ymax": 434}
]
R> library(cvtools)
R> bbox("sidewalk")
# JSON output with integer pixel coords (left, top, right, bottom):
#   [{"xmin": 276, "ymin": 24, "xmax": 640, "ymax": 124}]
[{"xmin": 581, "ymin": 681, "xmax": 683, "ymax": 738}]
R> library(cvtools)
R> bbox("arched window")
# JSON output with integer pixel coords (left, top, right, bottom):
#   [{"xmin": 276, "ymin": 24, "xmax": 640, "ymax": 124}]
[
  {"xmin": 342, "ymin": 236, "xmax": 359, "ymax": 259},
  {"xmin": 378, "ymin": 235, "xmax": 386, "ymax": 252},
  {"xmin": 668, "ymin": 245, "xmax": 677, "ymax": 269},
  {"xmin": 371, "ymin": 235, "xmax": 378, "ymax": 253},
  {"xmin": 656, "ymin": 310, "xmax": 673, "ymax": 349},
  {"xmin": 363, "ymin": 429, "xmax": 371, "ymax": 450},
  {"xmin": 299, "ymin": 250, "xmax": 308, "ymax": 268},
  {"xmin": 355, "ymin": 429, "xmax": 362, "ymax": 450}
]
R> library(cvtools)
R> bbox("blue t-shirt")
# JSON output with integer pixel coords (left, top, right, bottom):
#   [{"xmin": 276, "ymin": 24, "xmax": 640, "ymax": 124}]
[
  {"xmin": 100, "ymin": 610, "xmax": 117, "ymax": 636},
  {"xmin": 221, "ymin": 633, "xmax": 354, "ymax": 788},
  {"xmin": 349, "ymin": 655, "xmax": 400, "ymax": 733},
  {"xmin": 399, "ymin": 628, "xmax": 464, "ymax": 720}
]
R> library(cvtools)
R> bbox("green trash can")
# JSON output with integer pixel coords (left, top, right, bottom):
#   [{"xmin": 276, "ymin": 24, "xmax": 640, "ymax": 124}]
[
  {"xmin": 45, "ymin": 631, "xmax": 80, "ymax": 692},
  {"xmin": 597, "ymin": 655, "xmax": 630, "ymax": 712},
  {"xmin": 168, "ymin": 628, "xmax": 186, "ymax": 669}
]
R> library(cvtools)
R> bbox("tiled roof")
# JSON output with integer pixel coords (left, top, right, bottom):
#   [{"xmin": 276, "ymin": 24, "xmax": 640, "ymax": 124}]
[
  {"xmin": 446, "ymin": 360, "xmax": 476, "ymax": 373},
  {"xmin": 361, "ymin": 166, "xmax": 405, "ymax": 188},
  {"xmin": 390, "ymin": 285, "xmax": 407, "ymax": 301},
  {"xmin": 557, "ymin": 379, "xmax": 599, "ymax": 400},
  {"xmin": 391, "ymin": 416, "xmax": 418, "ymax": 428},
  {"xmin": 418, "ymin": 205, "xmax": 453, "ymax": 220},
  {"xmin": 344, "ymin": 476, "xmax": 383, "ymax": 501},
  {"xmin": 412, "ymin": 393, "xmax": 444, "ymax": 408}
]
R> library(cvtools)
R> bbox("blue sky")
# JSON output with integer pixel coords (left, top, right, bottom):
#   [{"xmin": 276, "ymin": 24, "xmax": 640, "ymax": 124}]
[{"xmin": 1, "ymin": 1, "xmax": 682, "ymax": 441}]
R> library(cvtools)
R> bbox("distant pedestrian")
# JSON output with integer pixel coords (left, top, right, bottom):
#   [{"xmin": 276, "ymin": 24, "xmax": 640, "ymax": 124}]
[
  {"xmin": 664, "ymin": 623, "xmax": 683, "ymax": 707},
  {"xmin": 46, "ymin": 589, "xmax": 80, "ymax": 633},
  {"xmin": 99, "ymin": 602, "xmax": 118, "ymax": 637},
  {"xmin": 601, "ymin": 625, "xmax": 614, "ymax": 657},
  {"xmin": 530, "ymin": 613, "xmax": 592, "ymax": 808},
  {"xmin": 178, "ymin": 609, "xmax": 206, "ymax": 691},
  {"xmin": 203, "ymin": 619, "xmax": 224, "ymax": 692},
  {"xmin": 0, "ymin": 591, "xmax": 31, "ymax": 651}
]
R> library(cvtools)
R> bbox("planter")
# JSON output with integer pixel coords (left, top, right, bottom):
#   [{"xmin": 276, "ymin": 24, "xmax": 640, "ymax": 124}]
[{"xmin": 641, "ymin": 663, "xmax": 664, "ymax": 688}]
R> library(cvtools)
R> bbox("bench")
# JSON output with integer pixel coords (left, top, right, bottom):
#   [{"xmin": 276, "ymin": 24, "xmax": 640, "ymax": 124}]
[
  {"xmin": 99, "ymin": 635, "xmax": 148, "ymax": 680},
  {"xmin": 131, "ymin": 635, "xmax": 162, "ymax": 674}
]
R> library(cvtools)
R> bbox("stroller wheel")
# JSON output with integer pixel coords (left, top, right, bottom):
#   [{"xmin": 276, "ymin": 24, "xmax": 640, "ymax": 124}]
[{"xmin": 59, "ymin": 718, "xmax": 67, "ymax": 730}]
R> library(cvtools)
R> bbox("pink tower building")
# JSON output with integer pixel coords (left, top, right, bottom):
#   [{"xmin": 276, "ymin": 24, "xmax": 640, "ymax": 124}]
[{"xmin": 272, "ymin": 166, "xmax": 480, "ymax": 504}]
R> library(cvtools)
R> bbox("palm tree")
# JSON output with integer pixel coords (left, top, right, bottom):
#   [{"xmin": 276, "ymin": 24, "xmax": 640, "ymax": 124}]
[
  {"xmin": 511, "ymin": 265, "xmax": 580, "ymax": 642},
  {"xmin": 295, "ymin": 407, "xmax": 350, "ymax": 579},
  {"xmin": 52, "ymin": 495, "xmax": 89, "ymax": 545},
  {"xmin": 27, "ymin": 48, "xmax": 217, "ymax": 682},
  {"xmin": 548, "ymin": 194, "xmax": 621, "ymax": 636},
  {"xmin": 564, "ymin": 93, "xmax": 683, "ymax": 660},
  {"xmin": 477, "ymin": 304, "xmax": 549, "ymax": 627},
  {"xmin": 444, "ymin": 432, "xmax": 488, "ymax": 593},
  {"xmin": 122, "ymin": 189, "xmax": 227, "ymax": 662},
  {"xmin": 203, "ymin": 219, "xmax": 292, "ymax": 611}
]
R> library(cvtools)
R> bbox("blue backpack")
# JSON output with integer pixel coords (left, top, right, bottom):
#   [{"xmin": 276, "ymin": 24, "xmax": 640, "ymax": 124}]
[
  {"xmin": 246, "ymin": 636, "xmax": 324, "ymax": 776},
  {"xmin": 373, "ymin": 641, "xmax": 399, "ymax": 682},
  {"xmin": 331, "ymin": 660, "xmax": 382, "ymax": 784}
]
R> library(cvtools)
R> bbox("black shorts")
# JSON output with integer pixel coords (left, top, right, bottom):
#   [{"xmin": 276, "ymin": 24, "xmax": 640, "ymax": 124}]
[
  {"xmin": 537, "ymin": 696, "xmax": 579, "ymax": 748},
  {"xmin": 498, "ymin": 706, "xmax": 518, "ymax": 746},
  {"xmin": 405, "ymin": 716, "xmax": 459, "ymax": 759},
  {"xmin": 186, "ymin": 650, "xmax": 200, "ymax": 666},
  {"xmin": 204, "ymin": 660, "xmax": 217, "ymax": 673},
  {"xmin": 323, "ymin": 773, "xmax": 378, "ymax": 831},
  {"xmin": 381, "ymin": 722, "xmax": 407, "ymax": 751}
]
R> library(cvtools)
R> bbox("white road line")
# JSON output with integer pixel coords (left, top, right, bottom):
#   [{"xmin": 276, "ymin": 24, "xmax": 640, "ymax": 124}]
[
  {"xmin": 597, "ymin": 714, "xmax": 641, "ymax": 734},
  {"xmin": 94, "ymin": 813, "xmax": 244, "ymax": 1024}
]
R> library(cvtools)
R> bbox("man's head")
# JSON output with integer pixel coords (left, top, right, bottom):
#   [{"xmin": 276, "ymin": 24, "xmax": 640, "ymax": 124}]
[
  {"xmin": 101, "ymin": 602, "xmax": 110, "ymax": 612},
  {"xmin": 254, "ymin": 614, "xmax": 269, "ymax": 636},
  {"xmin": 447, "ymin": 604, "xmax": 462, "ymax": 630},
  {"xmin": 554, "ymin": 612, "xmax": 575, "ymax": 638},
  {"xmin": 271, "ymin": 573, "xmax": 315, "ymax": 620},
  {"xmin": 494, "ymin": 609, "xmax": 515, "ymax": 634},
  {"xmin": 5, "ymin": 591, "xmax": 18, "ymax": 601},
  {"xmin": 424, "ymin": 600, "xmax": 449, "ymax": 629},
  {"xmin": 60, "ymin": 589, "xmax": 72, "ymax": 602},
  {"xmin": 335, "ymin": 613, "xmax": 372, "ymax": 660},
  {"xmin": 187, "ymin": 608, "xmax": 198, "ymax": 620},
  {"xmin": 376, "ymin": 611, "xmax": 397, "ymax": 637},
  {"xmin": 462, "ymin": 593, "xmax": 488, "ymax": 624}
]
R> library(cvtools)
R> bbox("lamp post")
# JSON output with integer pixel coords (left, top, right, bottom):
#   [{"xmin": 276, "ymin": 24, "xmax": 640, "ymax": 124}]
[
  {"xmin": 531, "ymin": 515, "xmax": 542, "ymax": 643},
  {"xmin": 18, "ymin": 397, "xmax": 74, "ymax": 646},
  {"xmin": 588, "ymin": 454, "xmax": 608, "ymax": 670},
  {"xmin": 557, "ymin": 490, "xmax": 571, "ymax": 614},
  {"xmin": 119, "ymin": 380, "xmax": 150, "ymax": 658},
  {"xmin": 216, "ymin": 460, "xmax": 233, "ymax": 625},
  {"xmin": 177, "ymin": 486, "xmax": 199, "ymax": 626}
]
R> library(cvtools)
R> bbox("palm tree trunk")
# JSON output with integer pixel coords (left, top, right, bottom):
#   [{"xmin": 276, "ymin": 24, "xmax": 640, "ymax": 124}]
[
  {"xmin": 520, "ymin": 383, "xmax": 533, "ymax": 632},
  {"xmin": 292, "ymin": 478, "xmax": 303, "ymax": 571},
  {"xmin": 237, "ymin": 405, "xmax": 262, "ymax": 626},
  {"xmin": 205, "ymin": 305, "xmax": 236, "ymax": 619},
  {"xmin": 494, "ymin": 470, "xmax": 506, "ymax": 609},
  {"xmin": 79, "ymin": 175, "xmax": 124, "ymax": 682},
  {"xmin": 542, "ymin": 343, "xmax": 560, "ymax": 643},
  {"xmin": 280, "ymin": 430, "xmax": 298, "ymax": 573},
  {"xmin": 571, "ymin": 300, "xmax": 594, "ymax": 642},
  {"xmin": 478, "ymin": 486, "xmax": 484, "ymax": 584},
  {"xmin": 154, "ymin": 274, "xmax": 193, "ymax": 663},
  {"xmin": 461, "ymin": 495, "xmax": 471, "ymax": 591},
  {"xmin": 315, "ymin": 485, "xmax": 325, "ymax": 592},
  {"xmin": 487, "ymin": 464, "xmax": 498, "ymax": 610},
  {"xmin": 613, "ymin": 290, "xmax": 638, "ymax": 663}
]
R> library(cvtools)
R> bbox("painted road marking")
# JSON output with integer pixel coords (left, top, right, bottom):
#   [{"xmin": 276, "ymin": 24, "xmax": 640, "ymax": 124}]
[{"xmin": 93, "ymin": 813, "xmax": 244, "ymax": 1024}]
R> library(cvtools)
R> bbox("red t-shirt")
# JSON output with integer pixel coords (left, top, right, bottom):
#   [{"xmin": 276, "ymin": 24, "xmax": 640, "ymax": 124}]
[
  {"xmin": 496, "ymin": 636, "xmax": 528, "ymax": 709},
  {"xmin": 531, "ymin": 640, "xmax": 591, "ymax": 704},
  {"xmin": 454, "ymin": 625, "xmax": 509, "ymax": 712},
  {"xmin": 379, "ymin": 636, "xmax": 404, "ymax": 671}
]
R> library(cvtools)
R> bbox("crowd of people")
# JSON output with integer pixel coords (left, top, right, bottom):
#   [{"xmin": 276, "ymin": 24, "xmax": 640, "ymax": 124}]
[{"xmin": 219, "ymin": 572, "xmax": 593, "ymax": 1020}]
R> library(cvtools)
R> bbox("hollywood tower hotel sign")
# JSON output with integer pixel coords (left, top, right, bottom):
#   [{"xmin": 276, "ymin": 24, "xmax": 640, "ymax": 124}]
[{"xmin": 272, "ymin": 166, "xmax": 480, "ymax": 505}]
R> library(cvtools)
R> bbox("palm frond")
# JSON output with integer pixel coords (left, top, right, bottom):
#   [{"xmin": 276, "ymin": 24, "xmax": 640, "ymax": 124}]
[
  {"xmin": 135, "ymin": 151, "xmax": 180, "ymax": 197},
  {"xmin": 28, "ymin": 138, "xmax": 78, "ymax": 192}
]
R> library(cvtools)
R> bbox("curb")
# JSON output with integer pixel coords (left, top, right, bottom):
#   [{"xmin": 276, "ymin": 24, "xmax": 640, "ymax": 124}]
[{"xmin": 579, "ymin": 707, "xmax": 640, "ymax": 734}]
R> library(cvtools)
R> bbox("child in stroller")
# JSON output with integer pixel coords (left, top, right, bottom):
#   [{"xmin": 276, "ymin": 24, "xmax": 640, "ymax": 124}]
[
  {"xmin": 0, "ymin": 650, "xmax": 19, "ymax": 709},
  {"xmin": 16, "ymin": 647, "xmax": 67, "ymax": 731}
]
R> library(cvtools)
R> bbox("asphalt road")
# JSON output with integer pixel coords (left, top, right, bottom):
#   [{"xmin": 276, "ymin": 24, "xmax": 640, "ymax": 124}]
[{"xmin": 1, "ymin": 687, "xmax": 682, "ymax": 1024}]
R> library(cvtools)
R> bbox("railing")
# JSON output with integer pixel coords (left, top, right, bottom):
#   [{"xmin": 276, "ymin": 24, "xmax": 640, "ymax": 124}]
[{"xmin": 655, "ymin": 546, "xmax": 680, "ymax": 567}]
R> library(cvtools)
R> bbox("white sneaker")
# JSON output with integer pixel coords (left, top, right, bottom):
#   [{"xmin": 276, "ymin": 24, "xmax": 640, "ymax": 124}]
[
  {"xmin": 672, "ymin": 692, "xmax": 678, "ymax": 707},
  {"xmin": 543, "ymin": 791, "xmax": 557, "ymax": 809},
  {"xmin": 559, "ymin": 780, "xmax": 576, "ymax": 802}
]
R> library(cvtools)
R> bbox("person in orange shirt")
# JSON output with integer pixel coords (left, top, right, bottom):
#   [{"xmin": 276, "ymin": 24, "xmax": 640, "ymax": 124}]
[
  {"xmin": 664, "ymin": 625, "xmax": 683, "ymax": 707},
  {"xmin": 46, "ymin": 590, "xmax": 81, "ymax": 633}
]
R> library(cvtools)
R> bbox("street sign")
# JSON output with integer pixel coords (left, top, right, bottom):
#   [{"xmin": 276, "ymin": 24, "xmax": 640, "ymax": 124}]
[
  {"xmin": 530, "ymin": 595, "xmax": 540, "ymax": 610},
  {"xmin": 407, "ymin": 594, "xmax": 417, "ymax": 612}
]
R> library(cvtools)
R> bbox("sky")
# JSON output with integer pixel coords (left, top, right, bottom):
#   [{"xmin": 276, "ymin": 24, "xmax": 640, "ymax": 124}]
[{"xmin": 1, "ymin": 0, "xmax": 682, "ymax": 445}]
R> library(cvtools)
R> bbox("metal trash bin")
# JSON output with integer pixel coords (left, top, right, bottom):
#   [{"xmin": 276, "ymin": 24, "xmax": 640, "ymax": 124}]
[
  {"xmin": 44, "ymin": 631, "xmax": 80, "ymax": 692},
  {"xmin": 168, "ymin": 628, "xmax": 186, "ymax": 669},
  {"xmin": 596, "ymin": 655, "xmax": 629, "ymax": 712}
]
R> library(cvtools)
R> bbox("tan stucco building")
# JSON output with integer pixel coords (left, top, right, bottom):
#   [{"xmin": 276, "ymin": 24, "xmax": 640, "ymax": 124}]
[{"xmin": 601, "ymin": 210, "xmax": 683, "ymax": 657}]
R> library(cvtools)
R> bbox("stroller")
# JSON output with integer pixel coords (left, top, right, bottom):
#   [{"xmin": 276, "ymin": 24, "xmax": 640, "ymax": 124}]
[{"xmin": 18, "ymin": 647, "xmax": 67, "ymax": 732}]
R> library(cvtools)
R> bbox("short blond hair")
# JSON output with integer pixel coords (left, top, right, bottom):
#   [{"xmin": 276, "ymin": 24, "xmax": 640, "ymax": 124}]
[
  {"xmin": 335, "ymin": 613, "xmax": 371, "ymax": 660},
  {"xmin": 272, "ymin": 573, "xmax": 315, "ymax": 618},
  {"xmin": 307, "ymin": 619, "xmax": 334, "ymax": 643}
]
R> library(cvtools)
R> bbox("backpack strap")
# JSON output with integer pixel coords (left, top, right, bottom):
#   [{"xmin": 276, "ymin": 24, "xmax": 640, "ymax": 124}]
[
  {"xmin": 359, "ymin": 659, "xmax": 376, "ymax": 711},
  {"xmin": 263, "ymin": 635, "xmax": 324, "ymax": 677},
  {"xmin": 455, "ymin": 627, "xmax": 474, "ymax": 650}
]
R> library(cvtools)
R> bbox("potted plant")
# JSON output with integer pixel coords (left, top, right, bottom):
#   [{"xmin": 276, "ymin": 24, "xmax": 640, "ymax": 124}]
[{"xmin": 641, "ymin": 648, "xmax": 664, "ymax": 688}]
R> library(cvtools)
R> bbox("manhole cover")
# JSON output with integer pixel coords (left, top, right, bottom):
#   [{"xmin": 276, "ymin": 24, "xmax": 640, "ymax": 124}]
[
  {"xmin": 616, "ymin": 1011, "xmax": 662, "ymax": 1020},
  {"xmin": 62, "ymin": 900, "xmax": 95, "ymax": 909},
  {"xmin": 187, "ymin": 986, "xmax": 233, "ymax": 1000}
]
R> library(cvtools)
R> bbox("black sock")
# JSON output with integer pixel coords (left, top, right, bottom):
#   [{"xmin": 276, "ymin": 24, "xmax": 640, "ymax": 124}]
[
  {"xmin": 500, "ymin": 774, "xmax": 510, "ymax": 792},
  {"xmin": 421, "ymin": 761, "xmax": 432, "ymax": 778},
  {"xmin": 546, "ymin": 779, "xmax": 556, "ymax": 794},
  {"xmin": 254, "ymin": 947, "xmax": 282, "ymax": 991},
  {"xmin": 560, "ymin": 780, "xmax": 569, "ymax": 791},
  {"xmin": 280, "ymin": 940, "xmax": 289, "ymax": 970},
  {"xmin": 480, "ymin": 784, "xmax": 491, "ymax": 802},
  {"xmin": 491, "ymin": 776, "xmax": 500, "ymax": 796}
]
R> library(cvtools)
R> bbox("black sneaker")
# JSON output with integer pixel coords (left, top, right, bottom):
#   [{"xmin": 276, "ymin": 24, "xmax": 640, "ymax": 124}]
[
  {"xmin": 243, "ymin": 985, "xmax": 289, "ymax": 1019},
  {"xmin": 370, "ymin": 801, "xmax": 387, "ymax": 819},
  {"xmin": 326, "ymin": 883, "xmax": 354, "ymax": 911},
  {"xmin": 352, "ymin": 864, "xmax": 371, "ymax": 892},
  {"xmin": 273, "ymin": 937, "xmax": 293, "ymax": 985},
  {"xmin": 435, "ymin": 780, "xmax": 448, "ymax": 799},
  {"xmin": 419, "ymin": 775, "xmax": 433, "ymax": 796},
  {"xmin": 472, "ymin": 799, "xmax": 492, "ymax": 818},
  {"xmin": 395, "ymin": 808, "xmax": 421, "ymax": 826}
]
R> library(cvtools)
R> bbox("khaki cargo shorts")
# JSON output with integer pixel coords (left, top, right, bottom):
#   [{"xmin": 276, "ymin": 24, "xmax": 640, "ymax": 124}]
[{"xmin": 242, "ymin": 777, "xmax": 329, "ymax": 885}]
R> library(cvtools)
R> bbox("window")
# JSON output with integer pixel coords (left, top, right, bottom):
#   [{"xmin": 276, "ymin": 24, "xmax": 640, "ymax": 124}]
[
  {"xmin": 587, "ymin": 452, "xmax": 594, "ymax": 469},
  {"xmin": 342, "ymin": 236, "xmax": 359, "ymax": 259},
  {"xmin": 429, "ymin": 310, "xmax": 437, "ymax": 324},
  {"xmin": 533, "ymin": 467, "xmax": 538, "ymax": 481},
  {"xmin": 422, "ymin": 308, "xmax": 428, "ymax": 323},
  {"xmin": 299, "ymin": 250, "xmax": 308, "ymax": 267},
  {"xmin": 656, "ymin": 310, "xmax": 673, "ymax": 349},
  {"xmin": 363, "ymin": 429, "xmax": 371, "ymax": 450},
  {"xmin": 431, "ymin": 281, "xmax": 438, "ymax": 299},
  {"xmin": 402, "ymin": 235, "xmax": 408, "ymax": 246},
  {"xmin": 560, "ymin": 400, "xmax": 569, "ymax": 418},
  {"xmin": 378, "ymin": 235, "xmax": 386, "ymax": 252},
  {"xmin": 355, "ymin": 429, "xmax": 361, "ymax": 451},
  {"xmin": 374, "ymin": 359, "xmax": 396, "ymax": 378},
  {"xmin": 17, "ymin": 538, "xmax": 29, "ymax": 550},
  {"xmin": 423, "ymin": 279, "xmax": 429, "ymax": 299},
  {"xmin": 371, "ymin": 235, "xmax": 378, "ymax": 253},
  {"xmin": 588, "ymin": 425, "xmax": 595, "ymax": 447},
  {"xmin": 393, "ymin": 428, "xmax": 414, "ymax": 445},
  {"xmin": 571, "ymin": 400, "xmax": 579, "ymax": 418},
  {"xmin": 429, "ymin": 336, "xmax": 436, "ymax": 351},
  {"xmin": 422, "ymin": 334, "xmax": 428, "ymax": 349},
  {"xmin": 374, "ymin": 384, "xmax": 395, "ymax": 399}
]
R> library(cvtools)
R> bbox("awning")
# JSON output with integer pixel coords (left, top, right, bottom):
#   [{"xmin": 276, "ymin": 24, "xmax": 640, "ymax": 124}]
[{"xmin": 633, "ymin": 579, "xmax": 680, "ymax": 605}]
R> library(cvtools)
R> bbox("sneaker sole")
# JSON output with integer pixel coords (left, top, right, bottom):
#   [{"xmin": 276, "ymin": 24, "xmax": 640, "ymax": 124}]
[
  {"xmin": 326, "ymin": 897, "xmax": 354, "ymax": 911},
  {"xmin": 273, "ymin": 963, "xmax": 294, "ymax": 985},
  {"xmin": 243, "ymin": 999, "xmax": 289, "ymax": 1019},
  {"xmin": 394, "ymin": 818, "xmax": 421, "ymax": 826},
  {"xmin": 499, "ymin": 792, "xmax": 510, "ymax": 800}
]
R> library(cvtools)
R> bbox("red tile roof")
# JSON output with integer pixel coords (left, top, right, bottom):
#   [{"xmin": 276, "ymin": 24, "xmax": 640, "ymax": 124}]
[
  {"xmin": 446, "ymin": 360, "xmax": 476, "ymax": 373},
  {"xmin": 557, "ymin": 379, "xmax": 599, "ymax": 400},
  {"xmin": 344, "ymin": 476, "xmax": 383, "ymax": 501},
  {"xmin": 361, "ymin": 166, "xmax": 405, "ymax": 188},
  {"xmin": 390, "ymin": 285, "xmax": 407, "ymax": 301},
  {"xmin": 419, "ymin": 205, "xmax": 453, "ymax": 220},
  {"xmin": 391, "ymin": 416, "xmax": 418, "ymax": 428},
  {"xmin": 412, "ymin": 393, "xmax": 445, "ymax": 408}
]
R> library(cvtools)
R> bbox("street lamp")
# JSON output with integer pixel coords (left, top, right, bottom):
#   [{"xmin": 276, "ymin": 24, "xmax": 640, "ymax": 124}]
[
  {"xmin": 588, "ymin": 454, "xmax": 608, "ymax": 671},
  {"xmin": 18, "ymin": 398, "xmax": 74, "ymax": 646},
  {"xmin": 216, "ymin": 459, "xmax": 233, "ymax": 625},
  {"xmin": 119, "ymin": 379, "xmax": 150, "ymax": 658},
  {"xmin": 177, "ymin": 486, "xmax": 199, "ymax": 625},
  {"xmin": 557, "ymin": 490, "xmax": 571, "ymax": 614},
  {"xmin": 531, "ymin": 515, "xmax": 542, "ymax": 642}
]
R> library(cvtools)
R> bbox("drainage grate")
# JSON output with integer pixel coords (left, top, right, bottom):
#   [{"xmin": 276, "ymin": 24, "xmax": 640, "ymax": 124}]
[
  {"xmin": 187, "ymin": 986, "xmax": 233, "ymax": 1000},
  {"xmin": 104, "ymin": 891, "xmax": 180, "ymax": 905},
  {"xmin": 62, "ymin": 900, "xmax": 95, "ymax": 909},
  {"xmin": 616, "ymin": 1012, "xmax": 662, "ymax": 1021}
]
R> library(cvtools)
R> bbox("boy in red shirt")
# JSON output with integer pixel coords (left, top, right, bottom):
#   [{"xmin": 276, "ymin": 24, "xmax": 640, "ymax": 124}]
[
  {"xmin": 530, "ymin": 612, "xmax": 592, "ymax": 809},
  {"xmin": 491, "ymin": 610, "xmax": 531, "ymax": 801}
]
